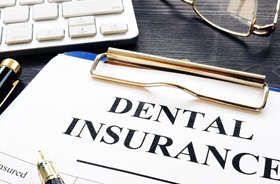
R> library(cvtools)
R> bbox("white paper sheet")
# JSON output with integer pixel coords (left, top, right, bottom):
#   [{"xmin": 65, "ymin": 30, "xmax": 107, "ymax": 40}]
[{"xmin": 0, "ymin": 54, "xmax": 279, "ymax": 184}]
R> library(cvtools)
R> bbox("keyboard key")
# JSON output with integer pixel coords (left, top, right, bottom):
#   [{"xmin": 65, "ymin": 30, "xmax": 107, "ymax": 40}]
[
  {"xmin": 3, "ymin": 6, "xmax": 29, "ymax": 24},
  {"xmin": 68, "ymin": 16, "xmax": 95, "ymax": 27},
  {"xmin": 100, "ymin": 22, "xmax": 128, "ymax": 35},
  {"xmin": 0, "ymin": 0, "xmax": 16, "ymax": 8},
  {"xmin": 0, "ymin": 27, "xmax": 2, "ymax": 44},
  {"xmin": 20, "ymin": 0, "xmax": 44, "ymax": 5},
  {"xmin": 33, "ymin": 3, "xmax": 58, "ymax": 21},
  {"xmin": 6, "ymin": 23, "xmax": 33, "ymax": 44},
  {"xmin": 37, "ymin": 28, "xmax": 64, "ymax": 41},
  {"xmin": 69, "ymin": 25, "xmax": 97, "ymax": 38},
  {"xmin": 62, "ymin": 0, "xmax": 124, "ymax": 18},
  {"xmin": 49, "ymin": 0, "xmax": 70, "ymax": 2}
]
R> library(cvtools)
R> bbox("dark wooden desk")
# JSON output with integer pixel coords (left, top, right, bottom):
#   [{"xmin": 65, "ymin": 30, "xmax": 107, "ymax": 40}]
[{"xmin": 1, "ymin": 0, "xmax": 280, "ymax": 113}]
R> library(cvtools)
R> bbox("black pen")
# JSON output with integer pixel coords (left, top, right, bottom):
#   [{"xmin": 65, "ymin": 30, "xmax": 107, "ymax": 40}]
[
  {"xmin": 0, "ymin": 59, "xmax": 21, "ymax": 108},
  {"xmin": 37, "ymin": 151, "xmax": 65, "ymax": 184}
]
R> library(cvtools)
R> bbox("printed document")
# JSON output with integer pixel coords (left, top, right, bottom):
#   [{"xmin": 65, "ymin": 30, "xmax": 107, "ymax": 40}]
[{"xmin": 0, "ymin": 54, "xmax": 280, "ymax": 184}]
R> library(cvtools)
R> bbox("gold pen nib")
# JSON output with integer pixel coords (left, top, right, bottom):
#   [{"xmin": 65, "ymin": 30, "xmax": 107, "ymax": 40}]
[
  {"xmin": 37, "ymin": 150, "xmax": 61, "ymax": 183},
  {"xmin": 38, "ymin": 150, "xmax": 45, "ymax": 160}
]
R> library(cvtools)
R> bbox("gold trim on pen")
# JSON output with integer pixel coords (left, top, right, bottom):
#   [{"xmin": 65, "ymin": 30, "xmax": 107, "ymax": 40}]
[
  {"xmin": 0, "ymin": 80, "xmax": 19, "ymax": 108},
  {"xmin": 1, "ymin": 59, "xmax": 21, "ymax": 74},
  {"xmin": 37, "ymin": 151, "xmax": 61, "ymax": 184}
]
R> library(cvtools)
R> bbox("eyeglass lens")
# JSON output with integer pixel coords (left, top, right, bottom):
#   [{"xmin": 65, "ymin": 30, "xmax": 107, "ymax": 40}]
[{"xmin": 193, "ymin": 0, "xmax": 258, "ymax": 35}]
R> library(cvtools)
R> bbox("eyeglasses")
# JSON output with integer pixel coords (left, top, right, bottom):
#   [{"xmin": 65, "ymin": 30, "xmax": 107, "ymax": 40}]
[{"xmin": 180, "ymin": 0, "xmax": 280, "ymax": 36}]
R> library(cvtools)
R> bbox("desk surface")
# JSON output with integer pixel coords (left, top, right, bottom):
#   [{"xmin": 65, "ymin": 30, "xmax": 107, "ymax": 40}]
[{"xmin": 1, "ymin": 0, "xmax": 280, "ymax": 113}]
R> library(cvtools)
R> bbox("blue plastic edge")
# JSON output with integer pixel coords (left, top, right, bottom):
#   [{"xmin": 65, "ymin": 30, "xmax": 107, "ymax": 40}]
[
  {"xmin": 270, "ymin": 87, "xmax": 280, "ymax": 92},
  {"xmin": 63, "ymin": 51, "xmax": 106, "ymax": 62}
]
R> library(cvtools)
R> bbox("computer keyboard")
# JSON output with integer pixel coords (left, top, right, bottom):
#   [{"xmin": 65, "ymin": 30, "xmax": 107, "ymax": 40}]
[{"xmin": 0, "ymin": 0, "xmax": 139, "ymax": 56}]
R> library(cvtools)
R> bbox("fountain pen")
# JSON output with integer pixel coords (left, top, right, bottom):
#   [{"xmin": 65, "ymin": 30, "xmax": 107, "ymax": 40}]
[
  {"xmin": 0, "ymin": 59, "xmax": 21, "ymax": 108},
  {"xmin": 37, "ymin": 151, "xmax": 65, "ymax": 184}
]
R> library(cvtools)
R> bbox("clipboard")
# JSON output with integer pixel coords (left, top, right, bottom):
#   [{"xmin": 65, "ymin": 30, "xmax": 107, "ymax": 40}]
[{"xmin": 1, "ymin": 52, "xmax": 280, "ymax": 184}]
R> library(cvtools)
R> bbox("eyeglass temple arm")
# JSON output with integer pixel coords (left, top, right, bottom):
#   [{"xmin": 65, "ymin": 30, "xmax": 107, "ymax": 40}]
[
  {"xmin": 180, "ymin": 0, "xmax": 193, "ymax": 5},
  {"xmin": 252, "ymin": 0, "xmax": 280, "ymax": 36},
  {"xmin": 181, "ymin": 0, "xmax": 280, "ymax": 36}
]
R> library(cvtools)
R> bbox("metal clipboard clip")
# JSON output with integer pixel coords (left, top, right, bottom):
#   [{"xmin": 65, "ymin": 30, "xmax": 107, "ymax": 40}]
[{"xmin": 90, "ymin": 47, "xmax": 269, "ymax": 112}]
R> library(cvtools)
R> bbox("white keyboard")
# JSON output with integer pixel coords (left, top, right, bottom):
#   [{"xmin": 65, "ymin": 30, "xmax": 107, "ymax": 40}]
[{"xmin": 0, "ymin": 0, "xmax": 139, "ymax": 56}]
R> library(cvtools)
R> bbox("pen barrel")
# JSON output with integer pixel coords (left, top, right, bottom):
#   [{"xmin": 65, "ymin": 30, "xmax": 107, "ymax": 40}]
[
  {"xmin": 0, "ymin": 66, "xmax": 18, "ymax": 103},
  {"xmin": 45, "ymin": 178, "xmax": 65, "ymax": 184},
  {"xmin": 0, "ymin": 59, "xmax": 21, "ymax": 108},
  {"xmin": 106, "ymin": 47, "xmax": 265, "ymax": 88}
]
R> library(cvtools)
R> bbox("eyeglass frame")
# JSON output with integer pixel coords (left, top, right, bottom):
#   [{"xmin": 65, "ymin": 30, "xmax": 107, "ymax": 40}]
[{"xmin": 180, "ymin": 0, "xmax": 280, "ymax": 37}]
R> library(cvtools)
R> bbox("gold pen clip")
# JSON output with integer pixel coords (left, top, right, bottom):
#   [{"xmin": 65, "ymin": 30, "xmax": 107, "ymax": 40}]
[
  {"xmin": 90, "ymin": 47, "xmax": 269, "ymax": 112},
  {"xmin": 0, "ymin": 80, "xmax": 19, "ymax": 108}
]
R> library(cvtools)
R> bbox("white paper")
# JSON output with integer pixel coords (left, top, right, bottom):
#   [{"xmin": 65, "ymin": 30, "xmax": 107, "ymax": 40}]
[{"xmin": 0, "ymin": 54, "xmax": 280, "ymax": 184}]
